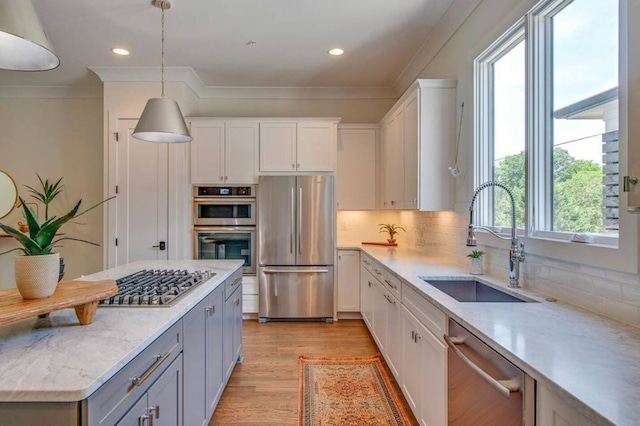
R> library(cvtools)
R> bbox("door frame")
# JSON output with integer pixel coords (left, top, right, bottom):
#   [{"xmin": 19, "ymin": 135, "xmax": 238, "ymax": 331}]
[{"xmin": 104, "ymin": 110, "xmax": 192, "ymax": 268}]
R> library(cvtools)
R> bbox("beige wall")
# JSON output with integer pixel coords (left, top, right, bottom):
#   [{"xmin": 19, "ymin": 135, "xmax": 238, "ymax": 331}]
[{"xmin": 0, "ymin": 98, "xmax": 103, "ymax": 288}]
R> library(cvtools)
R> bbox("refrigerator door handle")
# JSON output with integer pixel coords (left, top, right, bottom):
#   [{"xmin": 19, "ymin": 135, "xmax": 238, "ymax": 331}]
[
  {"xmin": 290, "ymin": 186, "xmax": 295, "ymax": 254},
  {"xmin": 263, "ymin": 268, "xmax": 330, "ymax": 274},
  {"xmin": 298, "ymin": 186, "xmax": 303, "ymax": 254}
]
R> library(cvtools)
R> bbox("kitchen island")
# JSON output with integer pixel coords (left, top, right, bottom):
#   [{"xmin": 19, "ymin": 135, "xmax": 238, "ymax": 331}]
[
  {"xmin": 0, "ymin": 259, "xmax": 243, "ymax": 425},
  {"xmin": 349, "ymin": 244, "xmax": 640, "ymax": 426}
]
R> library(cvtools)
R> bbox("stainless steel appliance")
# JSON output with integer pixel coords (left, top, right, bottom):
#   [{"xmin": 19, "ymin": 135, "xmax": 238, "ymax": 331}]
[
  {"xmin": 257, "ymin": 175, "xmax": 335, "ymax": 322},
  {"xmin": 194, "ymin": 227, "xmax": 256, "ymax": 275},
  {"xmin": 99, "ymin": 269, "xmax": 215, "ymax": 307},
  {"xmin": 193, "ymin": 185, "xmax": 256, "ymax": 226},
  {"xmin": 445, "ymin": 319, "xmax": 534, "ymax": 425},
  {"xmin": 193, "ymin": 185, "xmax": 257, "ymax": 275}
]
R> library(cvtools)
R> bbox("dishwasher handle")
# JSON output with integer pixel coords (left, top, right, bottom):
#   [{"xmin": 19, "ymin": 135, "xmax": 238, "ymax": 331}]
[{"xmin": 444, "ymin": 334, "xmax": 521, "ymax": 398}]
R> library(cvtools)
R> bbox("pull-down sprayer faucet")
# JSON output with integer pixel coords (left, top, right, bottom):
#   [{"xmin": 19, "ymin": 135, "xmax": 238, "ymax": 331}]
[{"xmin": 467, "ymin": 181, "xmax": 525, "ymax": 288}]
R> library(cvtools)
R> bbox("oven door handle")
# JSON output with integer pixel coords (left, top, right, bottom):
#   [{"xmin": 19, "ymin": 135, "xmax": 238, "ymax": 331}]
[
  {"xmin": 263, "ymin": 268, "xmax": 330, "ymax": 274},
  {"xmin": 444, "ymin": 334, "xmax": 520, "ymax": 398},
  {"xmin": 193, "ymin": 197, "xmax": 256, "ymax": 203}
]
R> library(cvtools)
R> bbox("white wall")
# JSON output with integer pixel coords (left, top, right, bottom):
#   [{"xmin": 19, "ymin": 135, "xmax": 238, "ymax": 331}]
[{"xmin": 0, "ymin": 98, "xmax": 103, "ymax": 289}]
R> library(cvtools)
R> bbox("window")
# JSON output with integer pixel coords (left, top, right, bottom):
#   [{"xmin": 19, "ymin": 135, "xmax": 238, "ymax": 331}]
[{"xmin": 475, "ymin": 0, "xmax": 619, "ymax": 245}]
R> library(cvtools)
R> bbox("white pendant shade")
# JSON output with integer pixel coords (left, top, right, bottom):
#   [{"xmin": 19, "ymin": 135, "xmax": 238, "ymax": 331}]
[
  {"xmin": 0, "ymin": 0, "xmax": 59, "ymax": 71},
  {"xmin": 132, "ymin": 98, "xmax": 192, "ymax": 143}
]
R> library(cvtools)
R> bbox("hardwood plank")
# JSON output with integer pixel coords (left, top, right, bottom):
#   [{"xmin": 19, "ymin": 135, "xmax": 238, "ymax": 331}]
[{"xmin": 210, "ymin": 319, "xmax": 418, "ymax": 425}]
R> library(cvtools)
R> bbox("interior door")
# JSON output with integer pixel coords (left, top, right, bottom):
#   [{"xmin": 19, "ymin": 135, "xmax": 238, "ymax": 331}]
[{"xmin": 114, "ymin": 119, "xmax": 169, "ymax": 265}]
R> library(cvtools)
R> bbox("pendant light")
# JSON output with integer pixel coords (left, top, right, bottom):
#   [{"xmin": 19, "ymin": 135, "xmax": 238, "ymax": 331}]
[
  {"xmin": 0, "ymin": 0, "xmax": 60, "ymax": 71},
  {"xmin": 132, "ymin": 0, "xmax": 192, "ymax": 143}
]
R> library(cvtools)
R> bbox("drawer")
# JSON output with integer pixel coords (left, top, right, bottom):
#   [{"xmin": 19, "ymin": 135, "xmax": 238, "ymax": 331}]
[
  {"xmin": 224, "ymin": 269, "xmax": 243, "ymax": 301},
  {"xmin": 85, "ymin": 320, "xmax": 182, "ymax": 425},
  {"xmin": 402, "ymin": 283, "xmax": 446, "ymax": 343},
  {"xmin": 381, "ymin": 270, "xmax": 401, "ymax": 300},
  {"xmin": 361, "ymin": 254, "xmax": 375, "ymax": 275}
]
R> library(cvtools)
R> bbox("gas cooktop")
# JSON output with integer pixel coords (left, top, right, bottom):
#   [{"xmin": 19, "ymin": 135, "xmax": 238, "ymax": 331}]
[{"xmin": 99, "ymin": 269, "xmax": 215, "ymax": 307}]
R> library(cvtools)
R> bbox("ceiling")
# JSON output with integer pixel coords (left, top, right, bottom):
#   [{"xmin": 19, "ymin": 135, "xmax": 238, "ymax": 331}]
[{"xmin": 0, "ymin": 0, "xmax": 456, "ymax": 91}]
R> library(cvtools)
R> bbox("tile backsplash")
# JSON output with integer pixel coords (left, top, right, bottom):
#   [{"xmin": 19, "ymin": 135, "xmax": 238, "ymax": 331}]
[{"xmin": 338, "ymin": 210, "xmax": 640, "ymax": 327}]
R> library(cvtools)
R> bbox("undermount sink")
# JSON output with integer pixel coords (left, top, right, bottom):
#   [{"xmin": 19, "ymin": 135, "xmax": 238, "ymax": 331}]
[{"xmin": 420, "ymin": 278, "xmax": 530, "ymax": 303}]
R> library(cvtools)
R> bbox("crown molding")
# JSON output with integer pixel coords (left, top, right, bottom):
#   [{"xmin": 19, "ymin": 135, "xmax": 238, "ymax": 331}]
[
  {"xmin": 0, "ymin": 85, "xmax": 102, "ymax": 99},
  {"xmin": 88, "ymin": 66, "xmax": 398, "ymax": 100}
]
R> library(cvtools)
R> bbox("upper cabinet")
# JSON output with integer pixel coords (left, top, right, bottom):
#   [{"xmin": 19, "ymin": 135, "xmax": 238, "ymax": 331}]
[
  {"xmin": 336, "ymin": 125, "xmax": 378, "ymax": 210},
  {"xmin": 259, "ymin": 120, "xmax": 339, "ymax": 173},
  {"xmin": 189, "ymin": 119, "xmax": 259, "ymax": 184},
  {"xmin": 379, "ymin": 79, "xmax": 456, "ymax": 211}
]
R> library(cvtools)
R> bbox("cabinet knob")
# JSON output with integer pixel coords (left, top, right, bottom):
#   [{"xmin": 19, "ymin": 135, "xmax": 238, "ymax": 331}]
[
  {"xmin": 292, "ymin": 164, "xmax": 295, "ymax": 169},
  {"xmin": 220, "ymin": 176, "xmax": 224, "ymax": 181},
  {"xmin": 139, "ymin": 414, "xmax": 150, "ymax": 426},
  {"xmin": 235, "ymin": 298, "xmax": 240, "ymax": 306},
  {"xmin": 148, "ymin": 405, "xmax": 160, "ymax": 419}
]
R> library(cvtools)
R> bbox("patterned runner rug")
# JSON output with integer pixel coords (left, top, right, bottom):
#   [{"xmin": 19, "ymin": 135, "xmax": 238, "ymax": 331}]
[{"xmin": 298, "ymin": 353, "xmax": 412, "ymax": 426}]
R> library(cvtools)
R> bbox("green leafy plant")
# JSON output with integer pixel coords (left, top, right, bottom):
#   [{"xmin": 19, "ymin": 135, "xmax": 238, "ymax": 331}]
[
  {"xmin": 0, "ymin": 175, "xmax": 113, "ymax": 256},
  {"xmin": 467, "ymin": 250, "xmax": 484, "ymax": 259},
  {"xmin": 378, "ymin": 223, "xmax": 406, "ymax": 241}
]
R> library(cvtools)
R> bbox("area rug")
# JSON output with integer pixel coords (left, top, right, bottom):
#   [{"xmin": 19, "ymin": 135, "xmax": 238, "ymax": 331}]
[{"xmin": 298, "ymin": 353, "xmax": 412, "ymax": 426}]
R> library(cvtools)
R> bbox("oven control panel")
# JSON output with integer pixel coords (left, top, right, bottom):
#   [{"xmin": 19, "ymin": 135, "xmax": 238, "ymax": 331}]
[{"xmin": 196, "ymin": 185, "xmax": 254, "ymax": 197}]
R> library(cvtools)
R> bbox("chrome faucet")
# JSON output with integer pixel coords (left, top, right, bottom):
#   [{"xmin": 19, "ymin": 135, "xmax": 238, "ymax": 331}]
[{"xmin": 467, "ymin": 181, "xmax": 525, "ymax": 288}]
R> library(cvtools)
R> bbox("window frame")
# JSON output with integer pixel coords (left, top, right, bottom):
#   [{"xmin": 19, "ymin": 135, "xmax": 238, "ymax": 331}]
[{"xmin": 475, "ymin": 0, "xmax": 620, "ymax": 249}]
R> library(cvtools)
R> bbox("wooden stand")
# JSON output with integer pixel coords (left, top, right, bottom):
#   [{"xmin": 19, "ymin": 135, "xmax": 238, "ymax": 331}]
[{"xmin": 0, "ymin": 280, "xmax": 118, "ymax": 326}]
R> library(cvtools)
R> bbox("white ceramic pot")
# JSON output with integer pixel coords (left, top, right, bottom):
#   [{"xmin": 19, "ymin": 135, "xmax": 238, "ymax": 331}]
[
  {"xmin": 470, "ymin": 257, "xmax": 484, "ymax": 275},
  {"xmin": 14, "ymin": 253, "xmax": 60, "ymax": 299}
]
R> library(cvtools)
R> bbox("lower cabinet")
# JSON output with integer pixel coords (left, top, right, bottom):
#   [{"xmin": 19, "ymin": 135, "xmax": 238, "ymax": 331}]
[
  {"xmin": 536, "ymin": 385, "xmax": 598, "ymax": 426},
  {"xmin": 337, "ymin": 249, "xmax": 361, "ymax": 314},
  {"xmin": 223, "ymin": 273, "xmax": 243, "ymax": 381},
  {"xmin": 183, "ymin": 285, "xmax": 224, "ymax": 426},
  {"xmin": 116, "ymin": 354, "xmax": 183, "ymax": 426},
  {"xmin": 360, "ymin": 266, "xmax": 375, "ymax": 328},
  {"xmin": 401, "ymin": 305, "xmax": 447, "ymax": 426}
]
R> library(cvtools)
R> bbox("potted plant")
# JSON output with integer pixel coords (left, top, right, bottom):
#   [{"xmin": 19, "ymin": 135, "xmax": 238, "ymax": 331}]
[
  {"xmin": 0, "ymin": 175, "xmax": 112, "ymax": 299},
  {"xmin": 378, "ymin": 223, "xmax": 406, "ymax": 244},
  {"xmin": 467, "ymin": 250, "xmax": 484, "ymax": 275}
]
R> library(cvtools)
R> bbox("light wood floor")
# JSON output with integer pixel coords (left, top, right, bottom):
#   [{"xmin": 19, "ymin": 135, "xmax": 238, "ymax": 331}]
[{"xmin": 210, "ymin": 319, "xmax": 418, "ymax": 425}]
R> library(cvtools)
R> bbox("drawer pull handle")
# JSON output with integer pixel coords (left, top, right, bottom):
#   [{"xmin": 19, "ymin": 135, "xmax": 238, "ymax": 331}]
[
  {"xmin": 231, "ymin": 277, "xmax": 242, "ymax": 287},
  {"xmin": 131, "ymin": 352, "xmax": 171, "ymax": 387},
  {"xmin": 384, "ymin": 279, "xmax": 397, "ymax": 289}
]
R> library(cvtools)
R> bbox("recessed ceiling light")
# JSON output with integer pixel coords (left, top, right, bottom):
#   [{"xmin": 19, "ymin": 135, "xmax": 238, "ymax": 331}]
[
  {"xmin": 328, "ymin": 48, "xmax": 344, "ymax": 56},
  {"xmin": 111, "ymin": 47, "xmax": 130, "ymax": 56}
]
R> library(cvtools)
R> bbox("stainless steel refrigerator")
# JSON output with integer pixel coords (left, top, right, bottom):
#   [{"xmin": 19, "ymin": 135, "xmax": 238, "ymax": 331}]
[{"xmin": 258, "ymin": 175, "xmax": 334, "ymax": 322}]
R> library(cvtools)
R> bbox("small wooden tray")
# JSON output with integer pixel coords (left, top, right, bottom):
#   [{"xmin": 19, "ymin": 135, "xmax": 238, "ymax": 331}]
[
  {"xmin": 0, "ymin": 280, "xmax": 118, "ymax": 326},
  {"xmin": 362, "ymin": 241, "xmax": 398, "ymax": 247}
]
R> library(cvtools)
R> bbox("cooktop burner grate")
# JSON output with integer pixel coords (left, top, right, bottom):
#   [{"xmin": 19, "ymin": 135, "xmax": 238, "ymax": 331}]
[{"xmin": 99, "ymin": 269, "xmax": 215, "ymax": 307}]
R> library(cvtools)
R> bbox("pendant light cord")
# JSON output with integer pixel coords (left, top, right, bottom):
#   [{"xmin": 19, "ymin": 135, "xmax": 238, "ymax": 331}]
[{"xmin": 160, "ymin": 4, "xmax": 165, "ymax": 98}]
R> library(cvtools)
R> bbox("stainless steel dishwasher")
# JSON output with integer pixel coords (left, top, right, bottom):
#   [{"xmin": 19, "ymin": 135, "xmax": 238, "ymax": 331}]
[{"xmin": 445, "ymin": 319, "xmax": 535, "ymax": 425}]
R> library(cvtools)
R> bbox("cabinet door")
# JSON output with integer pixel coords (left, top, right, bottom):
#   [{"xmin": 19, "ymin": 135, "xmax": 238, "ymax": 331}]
[
  {"xmin": 381, "ymin": 112, "xmax": 404, "ymax": 208},
  {"xmin": 223, "ymin": 284, "xmax": 242, "ymax": 381},
  {"xmin": 401, "ymin": 306, "xmax": 446, "ymax": 426},
  {"xmin": 336, "ymin": 128, "xmax": 377, "ymax": 210},
  {"xmin": 115, "ymin": 394, "xmax": 149, "ymax": 426},
  {"xmin": 259, "ymin": 122, "xmax": 297, "ymax": 172},
  {"xmin": 337, "ymin": 250, "xmax": 361, "ymax": 312},
  {"xmin": 404, "ymin": 93, "xmax": 419, "ymax": 209},
  {"xmin": 190, "ymin": 120, "xmax": 225, "ymax": 184},
  {"xmin": 536, "ymin": 385, "xmax": 598, "ymax": 426},
  {"xmin": 183, "ymin": 298, "xmax": 207, "ymax": 426},
  {"xmin": 360, "ymin": 267, "xmax": 375, "ymax": 328},
  {"xmin": 206, "ymin": 288, "xmax": 224, "ymax": 418},
  {"xmin": 297, "ymin": 122, "xmax": 335, "ymax": 172},
  {"xmin": 225, "ymin": 121, "xmax": 258, "ymax": 184},
  {"xmin": 371, "ymin": 281, "xmax": 388, "ymax": 353},
  {"xmin": 147, "ymin": 354, "xmax": 183, "ymax": 426},
  {"xmin": 384, "ymin": 292, "xmax": 402, "ymax": 380}
]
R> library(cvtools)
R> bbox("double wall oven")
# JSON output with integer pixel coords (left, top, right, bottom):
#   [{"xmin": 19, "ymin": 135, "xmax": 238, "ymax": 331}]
[{"xmin": 193, "ymin": 185, "xmax": 256, "ymax": 275}]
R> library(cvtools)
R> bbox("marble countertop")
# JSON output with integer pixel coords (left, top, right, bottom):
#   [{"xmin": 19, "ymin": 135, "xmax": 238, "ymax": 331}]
[
  {"xmin": 0, "ymin": 259, "xmax": 243, "ymax": 402},
  {"xmin": 352, "ymin": 244, "xmax": 639, "ymax": 426}
]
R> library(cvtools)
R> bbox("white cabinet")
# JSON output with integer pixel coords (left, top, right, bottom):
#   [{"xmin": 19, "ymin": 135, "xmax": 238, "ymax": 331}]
[
  {"xmin": 360, "ymin": 265, "xmax": 375, "ymax": 328},
  {"xmin": 259, "ymin": 120, "xmax": 338, "ymax": 173},
  {"xmin": 242, "ymin": 275, "xmax": 258, "ymax": 314},
  {"xmin": 337, "ymin": 126, "xmax": 377, "ymax": 210},
  {"xmin": 537, "ymin": 385, "xmax": 598, "ymax": 426},
  {"xmin": 378, "ymin": 79, "xmax": 456, "ymax": 211},
  {"xmin": 337, "ymin": 249, "xmax": 361, "ymax": 313},
  {"xmin": 189, "ymin": 119, "xmax": 258, "ymax": 184},
  {"xmin": 401, "ymin": 305, "xmax": 447, "ymax": 426}
]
